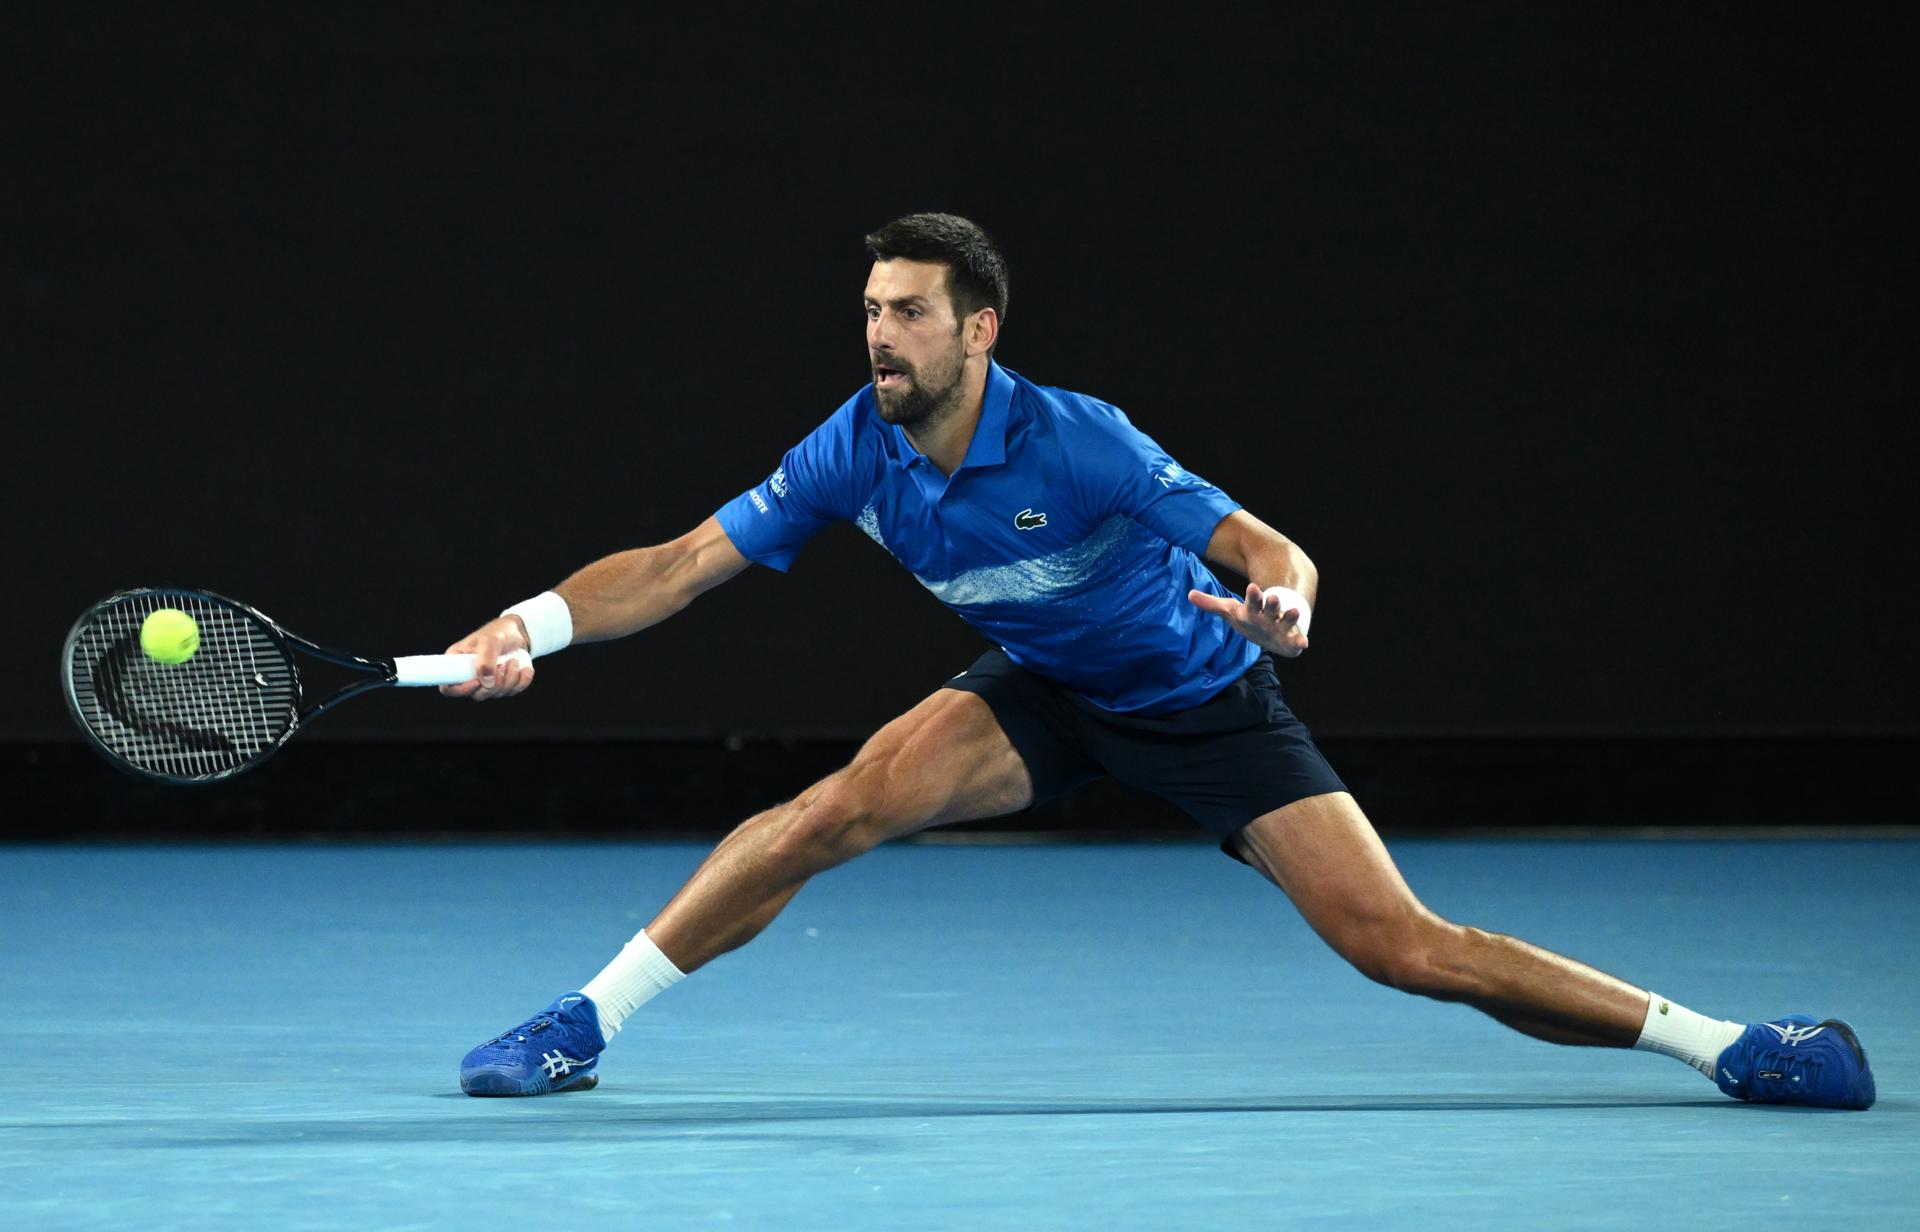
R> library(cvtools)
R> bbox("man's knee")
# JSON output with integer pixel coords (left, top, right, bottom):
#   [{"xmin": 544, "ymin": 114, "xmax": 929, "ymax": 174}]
[
  {"xmin": 763, "ymin": 763, "xmax": 904, "ymax": 868},
  {"xmin": 1335, "ymin": 916, "xmax": 1478, "ymax": 1001}
]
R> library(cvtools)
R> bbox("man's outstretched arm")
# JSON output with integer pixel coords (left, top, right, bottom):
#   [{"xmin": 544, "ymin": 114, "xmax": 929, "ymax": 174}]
[
  {"xmin": 1188, "ymin": 509, "xmax": 1318, "ymax": 659},
  {"xmin": 441, "ymin": 515, "xmax": 750, "ymax": 699}
]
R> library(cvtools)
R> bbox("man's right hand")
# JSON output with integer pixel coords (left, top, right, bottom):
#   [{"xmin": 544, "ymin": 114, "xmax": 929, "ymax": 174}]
[{"xmin": 439, "ymin": 616, "xmax": 535, "ymax": 701}]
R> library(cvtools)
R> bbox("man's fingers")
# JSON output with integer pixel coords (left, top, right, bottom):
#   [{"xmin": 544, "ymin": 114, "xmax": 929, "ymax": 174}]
[
  {"xmin": 436, "ymin": 616, "xmax": 539, "ymax": 704},
  {"xmin": 1191, "ymin": 588, "xmax": 1267, "ymax": 633},
  {"xmin": 471, "ymin": 643, "xmax": 525, "ymax": 689},
  {"xmin": 435, "ymin": 638, "xmax": 534, "ymax": 701},
  {"xmin": 471, "ymin": 651, "xmax": 534, "ymax": 700},
  {"xmin": 1187, "ymin": 588, "xmax": 1237, "ymax": 615},
  {"xmin": 1242, "ymin": 583, "xmax": 1307, "ymax": 626}
]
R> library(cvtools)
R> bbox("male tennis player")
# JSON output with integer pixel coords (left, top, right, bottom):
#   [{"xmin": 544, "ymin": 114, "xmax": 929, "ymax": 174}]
[{"xmin": 443, "ymin": 214, "xmax": 1873, "ymax": 1109}]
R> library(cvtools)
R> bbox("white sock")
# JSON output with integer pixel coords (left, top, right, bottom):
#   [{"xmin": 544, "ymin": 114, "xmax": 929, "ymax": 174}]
[
  {"xmin": 1633, "ymin": 992, "xmax": 1745, "ymax": 1078},
  {"xmin": 579, "ymin": 929, "xmax": 685, "ymax": 1041}
]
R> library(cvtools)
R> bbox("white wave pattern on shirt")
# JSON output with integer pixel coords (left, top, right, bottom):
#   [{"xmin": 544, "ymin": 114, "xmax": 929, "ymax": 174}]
[
  {"xmin": 916, "ymin": 515, "xmax": 1134, "ymax": 607},
  {"xmin": 855, "ymin": 502, "xmax": 886, "ymax": 548}
]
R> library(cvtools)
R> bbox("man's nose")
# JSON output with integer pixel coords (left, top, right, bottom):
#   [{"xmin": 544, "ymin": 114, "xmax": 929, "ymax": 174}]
[{"xmin": 868, "ymin": 311, "xmax": 895, "ymax": 350}]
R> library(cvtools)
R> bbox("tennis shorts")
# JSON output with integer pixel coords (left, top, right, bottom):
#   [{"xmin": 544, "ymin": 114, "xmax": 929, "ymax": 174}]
[{"xmin": 943, "ymin": 648, "xmax": 1348, "ymax": 859}]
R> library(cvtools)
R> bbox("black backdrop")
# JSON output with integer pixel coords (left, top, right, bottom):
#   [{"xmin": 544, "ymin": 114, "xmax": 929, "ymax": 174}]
[{"xmin": 13, "ymin": 10, "xmax": 1911, "ymax": 747}]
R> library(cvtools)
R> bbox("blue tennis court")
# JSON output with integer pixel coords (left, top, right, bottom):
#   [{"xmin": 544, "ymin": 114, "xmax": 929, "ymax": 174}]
[{"xmin": 3, "ymin": 838, "xmax": 1913, "ymax": 1228}]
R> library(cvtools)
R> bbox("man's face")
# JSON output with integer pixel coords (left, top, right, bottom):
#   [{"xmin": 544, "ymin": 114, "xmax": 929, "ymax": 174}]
[{"xmin": 864, "ymin": 259, "xmax": 969, "ymax": 428}]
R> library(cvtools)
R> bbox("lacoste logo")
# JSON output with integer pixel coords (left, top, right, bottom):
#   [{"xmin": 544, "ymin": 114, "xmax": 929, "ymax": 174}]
[
  {"xmin": 1154, "ymin": 463, "xmax": 1184, "ymax": 488},
  {"xmin": 1658, "ymin": 1001, "xmax": 1670, "ymax": 1015},
  {"xmin": 1014, "ymin": 508, "xmax": 1047, "ymax": 530}
]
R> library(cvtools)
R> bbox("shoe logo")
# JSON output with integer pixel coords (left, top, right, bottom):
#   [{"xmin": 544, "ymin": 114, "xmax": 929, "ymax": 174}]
[
  {"xmin": 540, "ymin": 1051, "xmax": 587, "ymax": 1079},
  {"xmin": 1014, "ymin": 508, "xmax": 1047, "ymax": 531},
  {"xmin": 558, "ymin": 996, "xmax": 583, "ymax": 1009},
  {"xmin": 1721, "ymin": 1067, "xmax": 1741, "ymax": 1085},
  {"xmin": 1761, "ymin": 1022, "xmax": 1826, "ymax": 1046}
]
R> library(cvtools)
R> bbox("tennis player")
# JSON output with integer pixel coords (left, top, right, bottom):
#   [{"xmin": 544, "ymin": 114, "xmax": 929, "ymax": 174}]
[{"xmin": 443, "ymin": 214, "xmax": 1873, "ymax": 1109}]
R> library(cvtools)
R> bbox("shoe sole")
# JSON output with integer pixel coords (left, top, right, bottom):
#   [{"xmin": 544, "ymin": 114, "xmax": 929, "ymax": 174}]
[{"xmin": 461, "ymin": 1069, "xmax": 600, "ymax": 1097}]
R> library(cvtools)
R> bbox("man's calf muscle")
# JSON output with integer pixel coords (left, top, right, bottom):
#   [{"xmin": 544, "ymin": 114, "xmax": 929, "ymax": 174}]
[{"xmin": 646, "ymin": 689, "xmax": 1032, "ymax": 972}]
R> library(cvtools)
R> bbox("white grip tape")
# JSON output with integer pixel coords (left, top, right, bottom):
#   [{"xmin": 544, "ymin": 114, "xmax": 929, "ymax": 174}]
[
  {"xmin": 393, "ymin": 649, "xmax": 532, "ymax": 687},
  {"xmin": 1262, "ymin": 586, "xmax": 1313, "ymax": 635},
  {"xmin": 502, "ymin": 590, "xmax": 573, "ymax": 659}
]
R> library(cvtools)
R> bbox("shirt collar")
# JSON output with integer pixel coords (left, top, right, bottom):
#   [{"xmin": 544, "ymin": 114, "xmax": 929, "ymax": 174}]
[
  {"xmin": 962, "ymin": 360, "xmax": 1014, "ymax": 469},
  {"xmin": 888, "ymin": 360, "xmax": 1015, "ymax": 471}
]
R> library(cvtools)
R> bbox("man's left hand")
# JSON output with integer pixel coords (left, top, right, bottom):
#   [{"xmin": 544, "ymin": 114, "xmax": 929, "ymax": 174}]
[{"xmin": 1187, "ymin": 583, "xmax": 1310, "ymax": 659}]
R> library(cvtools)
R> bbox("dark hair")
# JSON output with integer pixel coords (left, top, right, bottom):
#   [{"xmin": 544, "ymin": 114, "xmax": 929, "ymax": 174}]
[{"xmin": 864, "ymin": 213, "xmax": 1009, "ymax": 328}]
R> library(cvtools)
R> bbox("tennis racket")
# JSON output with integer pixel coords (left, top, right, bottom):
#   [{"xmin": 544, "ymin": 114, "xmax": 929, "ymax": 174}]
[{"xmin": 62, "ymin": 586, "xmax": 526, "ymax": 785}]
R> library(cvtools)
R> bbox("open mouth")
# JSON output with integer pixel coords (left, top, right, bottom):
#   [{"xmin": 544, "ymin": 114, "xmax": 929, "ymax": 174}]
[{"xmin": 873, "ymin": 365, "xmax": 908, "ymax": 388}]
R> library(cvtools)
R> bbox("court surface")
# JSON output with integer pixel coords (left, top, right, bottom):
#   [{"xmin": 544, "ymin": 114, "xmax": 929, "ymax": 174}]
[{"xmin": 3, "ymin": 839, "xmax": 1914, "ymax": 1230}]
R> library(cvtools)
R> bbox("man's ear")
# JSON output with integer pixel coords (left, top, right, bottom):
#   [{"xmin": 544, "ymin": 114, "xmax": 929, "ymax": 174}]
[{"xmin": 966, "ymin": 307, "xmax": 1000, "ymax": 357}]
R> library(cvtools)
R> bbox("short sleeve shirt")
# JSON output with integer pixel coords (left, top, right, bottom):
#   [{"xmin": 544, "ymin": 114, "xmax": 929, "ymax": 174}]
[{"xmin": 715, "ymin": 362, "xmax": 1257, "ymax": 714}]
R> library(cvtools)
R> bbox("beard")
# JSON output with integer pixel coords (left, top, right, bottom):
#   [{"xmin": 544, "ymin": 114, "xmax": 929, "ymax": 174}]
[{"xmin": 873, "ymin": 344, "xmax": 966, "ymax": 430}]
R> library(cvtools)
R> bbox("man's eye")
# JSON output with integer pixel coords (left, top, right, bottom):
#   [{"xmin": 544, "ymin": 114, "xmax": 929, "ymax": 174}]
[{"xmin": 903, "ymin": 308, "xmax": 921, "ymax": 320}]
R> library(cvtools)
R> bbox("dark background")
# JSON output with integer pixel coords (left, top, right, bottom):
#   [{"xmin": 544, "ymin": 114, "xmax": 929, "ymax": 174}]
[{"xmin": 10, "ymin": 9, "xmax": 1911, "ymax": 833}]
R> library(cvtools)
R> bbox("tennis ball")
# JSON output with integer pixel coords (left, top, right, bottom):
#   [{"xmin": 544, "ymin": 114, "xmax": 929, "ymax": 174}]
[{"xmin": 140, "ymin": 608, "xmax": 200, "ymax": 664}]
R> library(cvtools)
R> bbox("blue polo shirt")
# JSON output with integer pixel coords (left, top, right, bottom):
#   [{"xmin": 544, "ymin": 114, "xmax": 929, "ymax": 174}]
[{"xmin": 715, "ymin": 361, "xmax": 1257, "ymax": 713}]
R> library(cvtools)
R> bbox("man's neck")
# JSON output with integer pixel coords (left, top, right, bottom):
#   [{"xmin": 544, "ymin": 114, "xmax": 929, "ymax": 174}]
[{"xmin": 901, "ymin": 360, "xmax": 990, "ymax": 476}]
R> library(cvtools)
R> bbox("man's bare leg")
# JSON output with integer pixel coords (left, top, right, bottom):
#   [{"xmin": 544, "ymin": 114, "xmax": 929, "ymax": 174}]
[
  {"xmin": 1223, "ymin": 792, "xmax": 1897, "ymax": 1111},
  {"xmin": 460, "ymin": 689, "xmax": 1032, "ymax": 1095},
  {"xmin": 1231, "ymin": 791, "xmax": 1646, "ymax": 1046},
  {"xmin": 646, "ymin": 688, "xmax": 1034, "ymax": 972}
]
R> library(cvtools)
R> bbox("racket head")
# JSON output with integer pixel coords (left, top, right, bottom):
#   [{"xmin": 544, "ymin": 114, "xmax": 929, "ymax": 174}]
[{"xmin": 62, "ymin": 587, "xmax": 304, "ymax": 784}]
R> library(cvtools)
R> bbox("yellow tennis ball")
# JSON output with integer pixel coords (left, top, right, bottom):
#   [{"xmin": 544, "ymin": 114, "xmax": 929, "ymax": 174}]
[{"xmin": 140, "ymin": 608, "xmax": 200, "ymax": 664}]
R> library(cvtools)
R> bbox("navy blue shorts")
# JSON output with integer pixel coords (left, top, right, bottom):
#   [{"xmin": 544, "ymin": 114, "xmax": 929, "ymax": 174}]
[{"xmin": 943, "ymin": 648, "xmax": 1348, "ymax": 858}]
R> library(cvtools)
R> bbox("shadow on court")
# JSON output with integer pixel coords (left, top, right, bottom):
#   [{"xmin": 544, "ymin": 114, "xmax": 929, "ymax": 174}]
[{"xmin": 7, "ymin": 1092, "xmax": 1758, "ymax": 1152}]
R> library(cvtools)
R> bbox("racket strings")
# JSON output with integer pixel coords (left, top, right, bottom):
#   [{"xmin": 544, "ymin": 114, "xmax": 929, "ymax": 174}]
[{"xmin": 67, "ymin": 592, "xmax": 299, "ymax": 780}]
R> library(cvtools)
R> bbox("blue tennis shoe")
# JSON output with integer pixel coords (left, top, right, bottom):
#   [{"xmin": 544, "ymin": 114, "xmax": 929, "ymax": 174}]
[
  {"xmin": 1714, "ymin": 1015, "xmax": 1875, "ymax": 1110},
  {"xmin": 460, "ymin": 992, "xmax": 607, "ymax": 1096}
]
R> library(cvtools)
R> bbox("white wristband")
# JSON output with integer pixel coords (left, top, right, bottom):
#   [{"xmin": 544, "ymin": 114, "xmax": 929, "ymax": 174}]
[
  {"xmin": 502, "ymin": 590, "xmax": 573, "ymax": 658},
  {"xmin": 1261, "ymin": 586, "xmax": 1313, "ymax": 636}
]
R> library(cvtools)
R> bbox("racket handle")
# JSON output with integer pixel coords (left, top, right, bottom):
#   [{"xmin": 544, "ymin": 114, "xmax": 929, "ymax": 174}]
[{"xmin": 393, "ymin": 649, "xmax": 533, "ymax": 687}]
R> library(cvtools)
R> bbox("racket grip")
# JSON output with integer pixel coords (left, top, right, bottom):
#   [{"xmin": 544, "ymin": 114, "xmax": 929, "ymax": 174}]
[{"xmin": 393, "ymin": 649, "xmax": 533, "ymax": 687}]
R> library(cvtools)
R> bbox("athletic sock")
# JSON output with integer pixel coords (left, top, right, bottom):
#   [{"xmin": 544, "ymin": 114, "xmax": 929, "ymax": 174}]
[
  {"xmin": 580, "ymin": 929, "xmax": 685, "ymax": 1040},
  {"xmin": 1633, "ymin": 992, "xmax": 1745, "ymax": 1078}
]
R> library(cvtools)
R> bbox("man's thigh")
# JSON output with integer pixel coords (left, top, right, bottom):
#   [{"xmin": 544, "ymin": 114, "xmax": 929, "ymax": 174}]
[
  {"xmin": 838, "ymin": 687, "xmax": 1037, "ymax": 841},
  {"xmin": 1230, "ymin": 792, "xmax": 1436, "ymax": 948}
]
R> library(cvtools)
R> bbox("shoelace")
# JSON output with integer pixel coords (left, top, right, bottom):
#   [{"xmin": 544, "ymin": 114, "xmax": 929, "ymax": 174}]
[{"xmin": 487, "ymin": 1014, "xmax": 554, "ymax": 1047}]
